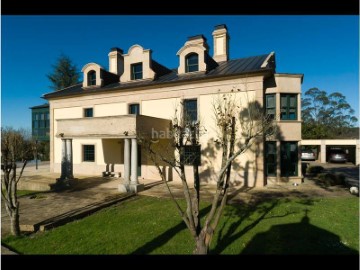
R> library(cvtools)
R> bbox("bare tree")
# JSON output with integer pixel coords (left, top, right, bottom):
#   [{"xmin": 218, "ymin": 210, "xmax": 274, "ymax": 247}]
[
  {"xmin": 141, "ymin": 91, "xmax": 276, "ymax": 254},
  {"xmin": 1, "ymin": 127, "xmax": 31, "ymax": 236}
]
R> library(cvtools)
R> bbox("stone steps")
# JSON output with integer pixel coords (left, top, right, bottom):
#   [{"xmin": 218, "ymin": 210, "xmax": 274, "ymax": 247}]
[
  {"xmin": 102, "ymin": 171, "xmax": 121, "ymax": 178},
  {"xmin": 18, "ymin": 179, "xmax": 56, "ymax": 191}
]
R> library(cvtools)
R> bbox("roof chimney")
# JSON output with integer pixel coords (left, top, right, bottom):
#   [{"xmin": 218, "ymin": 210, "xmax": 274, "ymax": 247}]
[
  {"xmin": 108, "ymin": 47, "xmax": 124, "ymax": 75},
  {"xmin": 212, "ymin": 24, "xmax": 230, "ymax": 62},
  {"xmin": 185, "ymin": 35, "xmax": 209, "ymax": 51}
]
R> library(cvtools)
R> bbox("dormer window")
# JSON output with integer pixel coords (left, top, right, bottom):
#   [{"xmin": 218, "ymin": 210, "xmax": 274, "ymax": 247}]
[
  {"xmin": 185, "ymin": 53, "xmax": 199, "ymax": 73},
  {"xmin": 88, "ymin": 70, "xmax": 96, "ymax": 86},
  {"xmin": 131, "ymin": 63, "xmax": 143, "ymax": 80}
]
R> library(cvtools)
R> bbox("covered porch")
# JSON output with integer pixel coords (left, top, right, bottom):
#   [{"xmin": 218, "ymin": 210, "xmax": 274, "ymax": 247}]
[{"xmin": 55, "ymin": 114, "xmax": 171, "ymax": 192}]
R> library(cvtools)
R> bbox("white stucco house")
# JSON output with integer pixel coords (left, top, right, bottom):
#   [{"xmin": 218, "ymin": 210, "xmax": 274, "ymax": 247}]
[{"xmin": 43, "ymin": 24, "xmax": 303, "ymax": 191}]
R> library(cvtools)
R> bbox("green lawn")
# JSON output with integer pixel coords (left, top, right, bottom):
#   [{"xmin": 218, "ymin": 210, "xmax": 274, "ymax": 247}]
[
  {"xmin": 1, "ymin": 190, "xmax": 45, "ymax": 197},
  {"xmin": 17, "ymin": 190, "xmax": 44, "ymax": 197},
  {"xmin": 2, "ymin": 195, "xmax": 359, "ymax": 254}
]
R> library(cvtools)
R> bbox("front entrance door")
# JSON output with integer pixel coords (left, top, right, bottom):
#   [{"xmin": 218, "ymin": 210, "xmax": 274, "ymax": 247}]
[{"xmin": 281, "ymin": 142, "xmax": 298, "ymax": 177}]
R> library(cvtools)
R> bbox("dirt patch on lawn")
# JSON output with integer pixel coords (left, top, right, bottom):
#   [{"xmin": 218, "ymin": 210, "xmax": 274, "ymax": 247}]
[
  {"xmin": 141, "ymin": 178, "xmax": 355, "ymax": 205},
  {"xmin": 226, "ymin": 178, "xmax": 354, "ymax": 204}
]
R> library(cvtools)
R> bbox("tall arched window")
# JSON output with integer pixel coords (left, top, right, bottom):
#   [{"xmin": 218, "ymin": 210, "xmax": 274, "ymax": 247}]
[
  {"xmin": 185, "ymin": 53, "xmax": 199, "ymax": 73},
  {"xmin": 88, "ymin": 70, "xmax": 96, "ymax": 86}
]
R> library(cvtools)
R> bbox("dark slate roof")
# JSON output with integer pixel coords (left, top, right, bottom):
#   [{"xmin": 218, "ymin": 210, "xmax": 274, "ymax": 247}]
[
  {"xmin": 151, "ymin": 60, "xmax": 172, "ymax": 78},
  {"xmin": 43, "ymin": 54, "xmax": 273, "ymax": 100},
  {"xmin": 205, "ymin": 52, "xmax": 219, "ymax": 71},
  {"xmin": 30, "ymin": 103, "xmax": 49, "ymax": 109}
]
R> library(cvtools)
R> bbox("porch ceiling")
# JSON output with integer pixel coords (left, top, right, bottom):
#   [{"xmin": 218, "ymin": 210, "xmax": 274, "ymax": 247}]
[{"xmin": 56, "ymin": 115, "xmax": 171, "ymax": 138}]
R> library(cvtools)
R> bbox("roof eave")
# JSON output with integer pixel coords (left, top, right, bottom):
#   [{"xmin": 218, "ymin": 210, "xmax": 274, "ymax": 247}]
[{"xmin": 43, "ymin": 68, "xmax": 274, "ymax": 100}]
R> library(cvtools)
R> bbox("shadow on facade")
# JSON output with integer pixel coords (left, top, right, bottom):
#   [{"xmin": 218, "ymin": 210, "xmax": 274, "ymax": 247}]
[
  {"xmin": 62, "ymin": 177, "xmax": 116, "ymax": 192},
  {"xmin": 200, "ymin": 100, "xmax": 285, "ymax": 188},
  {"xmin": 102, "ymin": 139, "xmax": 123, "ymax": 173}
]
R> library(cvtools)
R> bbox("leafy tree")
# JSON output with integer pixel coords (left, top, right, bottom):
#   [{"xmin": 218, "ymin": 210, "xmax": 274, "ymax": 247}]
[
  {"xmin": 1, "ymin": 127, "xmax": 32, "ymax": 236},
  {"xmin": 141, "ymin": 91, "xmax": 276, "ymax": 254},
  {"xmin": 47, "ymin": 54, "xmax": 80, "ymax": 91},
  {"xmin": 302, "ymin": 88, "xmax": 358, "ymax": 139}
]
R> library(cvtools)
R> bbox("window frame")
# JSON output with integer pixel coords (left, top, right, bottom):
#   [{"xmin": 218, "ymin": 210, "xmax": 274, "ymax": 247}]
[
  {"xmin": 84, "ymin": 108, "xmax": 93, "ymax": 118},
  {"xmin": 265, "ymin": 94, "xmax": 276, "ymax": 120},
  {"xmin": 265, "ymin": 141, "xmax": 277, "ymax": 176},
  {"xmin": 88, "ymin": 70, "xmax": 96, "ymax": 86},
  {"xmin": 45, "ymin": 112, "xmax": 50, "ymax": 128},
  {"xmin": 185, "ymin": 53, "xmax": 199, "ymax": 73},
  {"xmin": 83, "ymin": 145, "xmax": 95, "ymax": 162},
  {"xmin": 180, "ymin": 145, "xmax": 201, "ymax": 166},
  {"xmin": 129, "ymin": 103, "xmax": 140, "ymax": 115},
  {"xmin": 183, "ymin": 99, "xmax": 198, "ymax": 123},
  {"xmin": 280, "ymin": 141, "xmax": 298, "ymax": 177},
  {"xmin": 280, "ymin": 94, "xmax": 297, "ymax": 120},
  {"xmin": 131, "ymin": 62, "xmax": 143, "ymax": 80}
]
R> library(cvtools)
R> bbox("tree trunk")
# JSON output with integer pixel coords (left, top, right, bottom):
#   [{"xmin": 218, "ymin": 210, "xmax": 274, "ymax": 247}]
[
  {"xmin": 10, "ymin": 203, "xmax": 20, "ymax": 236},
  {"xmin": 194, "ymin": 234, "xmax": 208, "ymax": 254}
]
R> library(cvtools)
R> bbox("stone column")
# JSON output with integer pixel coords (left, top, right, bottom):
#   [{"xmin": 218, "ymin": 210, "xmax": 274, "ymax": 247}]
[
  {"xmin": 129, "ymin": 138, "xmax": 144, "ymax": 193},
  {"xmin": 60, "ymin": 139, "xmax": 67, "ymax": 179},
  {"xmin": 124, "ymin": 138, "xmax": 130, "ymax": 184},
  {"xmin": 130, "ymin": 138, "xmax": 138, "ymax": 184},
  {"xmin": 66, "ymin": 139, "xmax": 73, "ymax": 179},
  {"xmin": 320, "ymin": 140, "xmax": 326, "ymax": 163}
]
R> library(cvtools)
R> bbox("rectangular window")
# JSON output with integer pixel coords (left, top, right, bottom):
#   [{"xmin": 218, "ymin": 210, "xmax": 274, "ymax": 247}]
[
  {"xmin": 281, "ymin": 142, "xmax": 298, "ymax": 177},
  {"xmin": 280, "ymin": 94, "xmax": 297, "ymax": 120},
  {"xmin": 265, "ymin": 94, "xmax": 276, "ymax": 119},
  {"xmin": 186, "ymin": 54, "xmax": 199, "ymax": 73},
  {"xmin": 129, "ymin": 104, "xmax": 140, "ymax": 115},
  {"xmin": 131, "ymin": 63, "xmax": 143, "ymax": 80},
  {"xmin": 84, "ymin": 108, "xmax": 93, "ymax": 117},
  {"xmin": 45, "ymin": 113, "xmax": 50, "ymax": 128},
  {"xmin": 184, "ymin": 99, "xmax": 197, "ymax": 123},
  {"xmin": 83, "ymin": 145, "xmax": 95, "ymax": 162},
  {"xmin": 39, "ymin": 119, "xmax": 45, "ymax": 128},
  {"xmin": 265, "ymin": 142, "xmax": 277, "ymax": 176},
  {"xmin": 181, "ymin": 145, "xmax": 201, "ymax": 166}
]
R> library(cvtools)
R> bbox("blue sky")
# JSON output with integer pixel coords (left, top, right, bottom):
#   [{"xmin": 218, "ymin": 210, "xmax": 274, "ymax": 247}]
[{"xmin": 2, "ymin": 15, "xmax": 359, "ymax": 129}]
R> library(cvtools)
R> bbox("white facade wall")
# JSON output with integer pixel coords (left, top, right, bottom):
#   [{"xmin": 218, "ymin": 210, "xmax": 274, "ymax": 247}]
[
  {"xmin": 50, "ymin": 76, "xmax": 270, "ymax": 187},
  {"xmin": 50, "ymin": 73, "xmax": 302, "ymax": 187}
]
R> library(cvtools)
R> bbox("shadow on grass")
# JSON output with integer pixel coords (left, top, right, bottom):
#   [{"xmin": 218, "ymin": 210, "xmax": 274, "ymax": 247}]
[
  {"xmin": 242, "ymin": 210, "xmax": 358, "ymax": 254},
  {"xmin": 211, "ymin": 198, "xmax": 288, "ymax": 254},
  {"xmin": 214, "ymin": 198, "xmax": 357, "ymax": 254},
  {"xmin": 131, "ymin": 204, "xmax": 212, "ymax": 254},
  {"xmin": 18, "ymin": 190, "xmax": 51, "ymax": 198}
]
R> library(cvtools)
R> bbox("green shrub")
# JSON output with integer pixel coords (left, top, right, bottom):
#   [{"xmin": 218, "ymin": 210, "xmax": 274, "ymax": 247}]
[
  {"xmin": 306, "ymin": 166, "xmax": 324, "ymax": 175},
  {"xmin": 317, "ymin": 173, "xmax": 345, "ymax": 186}
]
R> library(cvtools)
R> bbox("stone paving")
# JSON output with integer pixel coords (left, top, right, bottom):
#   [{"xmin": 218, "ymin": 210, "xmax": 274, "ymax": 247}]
[
  {"xmin": 1, "ymin": 163, "xmax": 138, "ymax": 238},
  {"xmin": 140, "ymin": 177, "xmax": 355, "ymax": 205},
  {"xmin": 1, "ymin": 245, "xmax": 17, "ymax": 255}
]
